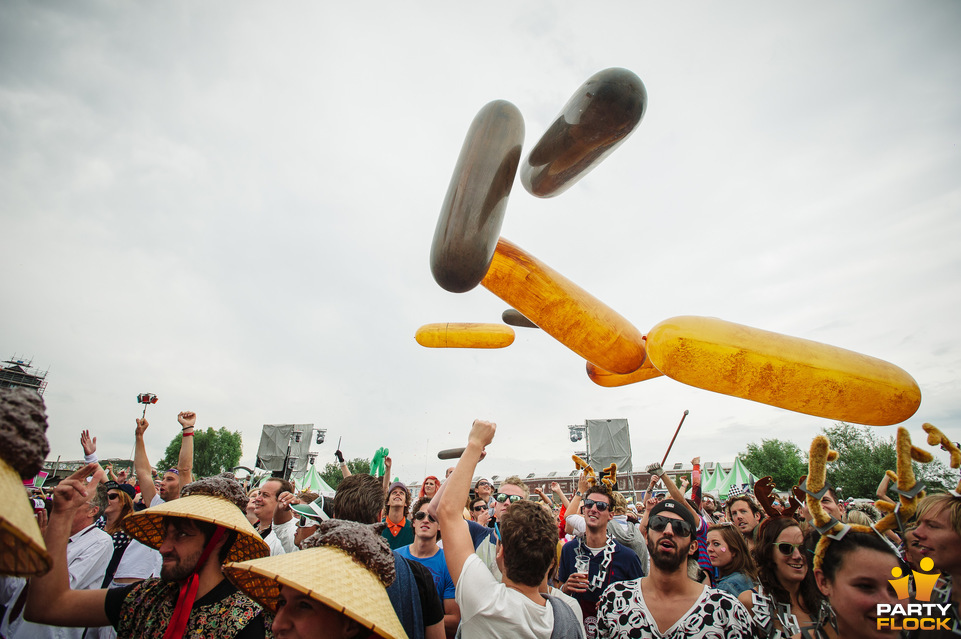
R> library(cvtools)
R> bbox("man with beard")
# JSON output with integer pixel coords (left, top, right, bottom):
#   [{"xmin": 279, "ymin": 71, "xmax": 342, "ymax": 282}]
[
  {"xmin": 558, "ymin": 483, "xmax": 643, "ymax": 639},
  {"xmin": 25, "ymin": 466, "xmax": 271, "ymax": 638},
  {"xmin": 595, "ymin": 500, "xmax": 753, "ymax": 639}
]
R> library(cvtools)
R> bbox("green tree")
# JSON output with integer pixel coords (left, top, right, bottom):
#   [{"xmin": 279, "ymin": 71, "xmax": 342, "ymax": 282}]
[
  {"xmin": 319, "ymin": 458, "xmax": 371, "ymax": 490},
  {"xmin": 157, "ymin": 427, "xmax": 243, "ymax": 479},
  {"xmin": 819, "ymin": 423, "xmax": 897, "ymax": 499},
  {"xmin": 739, "ymin": 438, "xmax": 807, "ymax": 492}
]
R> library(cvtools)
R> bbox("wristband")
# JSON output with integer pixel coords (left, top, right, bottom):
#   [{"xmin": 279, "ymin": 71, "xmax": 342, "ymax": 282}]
[
  {"xmin": 84, "ymin": 452, "xmax": 98, "ymax": 464},
  {"xmin": 182, "ymin": 431, "xmax": 194, "ymax": 437}
]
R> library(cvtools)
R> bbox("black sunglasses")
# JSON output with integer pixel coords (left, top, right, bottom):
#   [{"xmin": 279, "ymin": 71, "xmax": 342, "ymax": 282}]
[
  {"xmin": 583, "ymin": 499, "xmax": 610, "ymax": 512},
  {"xmin": 107, "ymin": 493, "xmax": 120, "ymax": 501},
  {"xmin": 472, "ymin": 504, "xmax": 489, "ymax": 512},
  {"xmin": 494, "ymin": 493, "xmax": 522, "ymax": 504},
  {"xmin": 775, "ymin": 542, "xmax": 803, "ymax": 556},
  {"xmin": 413, "ymin": 511, "xmax": 437, "ymax": 523},
  {"xmin": 648, "ymin": 514, "xmax": 693, "ymax": 538}
]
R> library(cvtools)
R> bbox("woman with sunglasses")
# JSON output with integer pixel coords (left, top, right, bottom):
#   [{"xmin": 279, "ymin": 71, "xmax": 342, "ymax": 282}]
[
  {"xmin": 738, "ymin": 517, "xmax": 822, "ymax": 637},
  {"xmin": 469, "ymin": 496, "xmax": 490, "ymax": 526},
  {"xmin": 396, "ymin": 498, "xmax": 460, "ymax": 638},
  {"xmin": 100, "ymin": 480, "xmax": 162, "ymax": 602},
  {"xmin": 706, "ymin": 523, "xmax": 758, "ymax": 597}
]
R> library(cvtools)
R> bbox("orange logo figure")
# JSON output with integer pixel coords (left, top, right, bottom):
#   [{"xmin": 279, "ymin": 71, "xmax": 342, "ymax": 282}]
[
  {"xmin": 889, "ymin": 566, "xmax": 912, "ymax": 600},
  {"xmin": 890, "ymin": 557, "xmax": 940, "ymax": 601}
]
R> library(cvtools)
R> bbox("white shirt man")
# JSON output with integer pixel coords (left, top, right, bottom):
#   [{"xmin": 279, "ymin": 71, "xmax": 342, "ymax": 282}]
[{"xmin": 1, "ymin": 489, "xmax": 113, "ymax": 638}]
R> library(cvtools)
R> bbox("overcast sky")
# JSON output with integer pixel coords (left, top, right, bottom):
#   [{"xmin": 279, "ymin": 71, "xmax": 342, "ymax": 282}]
[{"xmin": 3, "ymin": 2, "xmax": 959, "ymax": 484}]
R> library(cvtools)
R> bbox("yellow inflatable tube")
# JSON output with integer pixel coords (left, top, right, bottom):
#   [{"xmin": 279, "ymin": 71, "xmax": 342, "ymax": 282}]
[
  {"xmin": 645, "ymin": 316, "xmax": 921, "ymax": 426},
  {"xmin": 415, "ymin": 323, "xmax": 515, "ymax": 349},
  {"xmin": 481, "ymin": 237, "xmax": 646, "ymax": 374}
]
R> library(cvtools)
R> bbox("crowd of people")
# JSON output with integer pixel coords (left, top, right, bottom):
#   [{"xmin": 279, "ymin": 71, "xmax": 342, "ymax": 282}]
[{"xmin": 2, "ymin": 388, "xmax": 960, "ymax": 638}]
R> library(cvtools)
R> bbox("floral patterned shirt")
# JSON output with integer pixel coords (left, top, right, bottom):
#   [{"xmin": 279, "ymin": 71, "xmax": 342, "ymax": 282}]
[{"xmin": 105, "ymin": 577, "xmax": 270, "ymax": 639}]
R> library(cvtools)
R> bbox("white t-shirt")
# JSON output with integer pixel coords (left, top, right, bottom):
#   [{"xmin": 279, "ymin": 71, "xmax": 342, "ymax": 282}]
[
  {"xmin": 456, "ymin": 554, "xmax": 553, "ymax": 639},
  {"xmin": 112, "ymin": 539, "xmax": 162, "ymax": 584},
  {"xmin": 596, "ymin": 580, "xmax": 754, "ymax": 639}
]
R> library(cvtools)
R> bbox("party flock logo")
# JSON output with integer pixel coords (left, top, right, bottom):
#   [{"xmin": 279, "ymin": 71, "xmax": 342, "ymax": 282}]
[{"xmin": 876, "ymin": 557, "xmax": 952, "ymax": 631}]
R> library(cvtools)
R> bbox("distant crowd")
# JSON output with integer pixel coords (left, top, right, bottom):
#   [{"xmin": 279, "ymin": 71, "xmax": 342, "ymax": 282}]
[{"xmin": 4, "ymin": 401, "xmax": 961, "ymax": 638}]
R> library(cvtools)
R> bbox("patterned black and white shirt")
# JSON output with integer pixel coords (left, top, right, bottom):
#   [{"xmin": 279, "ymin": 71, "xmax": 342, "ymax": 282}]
[{"xmin": 595, "ymin": 578, "xmax": 754, "ymax": 639}]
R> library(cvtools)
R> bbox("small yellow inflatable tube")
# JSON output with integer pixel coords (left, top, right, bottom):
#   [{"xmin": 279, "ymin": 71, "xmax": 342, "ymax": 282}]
[
  {"xmin": 415, "ymin": 323, "xmax": 515, "ymax": 349},
  {"xmin": 645, "ymin": 316, "xmax": 921, "ymax": 426}
]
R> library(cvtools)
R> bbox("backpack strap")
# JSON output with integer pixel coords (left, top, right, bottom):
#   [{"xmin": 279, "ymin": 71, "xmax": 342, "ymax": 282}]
[{"xmin": 545, "ymin": 593, "xmax": 582, "ymax": 639}]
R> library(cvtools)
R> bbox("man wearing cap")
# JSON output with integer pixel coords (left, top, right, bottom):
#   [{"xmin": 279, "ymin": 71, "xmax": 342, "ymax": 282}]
[
  {"xmin": 595, "ymin": 499, "xmax": 753, "ymax": 639},
  {"xmin": 25, "ymin": 465, "xmax": 272, "ymax": 638},
  {"xmin": 133, "ymin": 412, "xmax": 196, "ymax": 508},
  {"xmin": 290, "ymin": 495, "xmax": 329, "ymax": 549},
  {"xmin": 382, "ymin": 480, "xmax": 415, "ymax": 550}
]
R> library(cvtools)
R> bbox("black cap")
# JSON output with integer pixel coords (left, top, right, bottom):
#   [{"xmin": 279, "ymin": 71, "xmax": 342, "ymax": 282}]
[{"xmin": 648, "ymin": 499, "xmax": 699, "ymax": 534}]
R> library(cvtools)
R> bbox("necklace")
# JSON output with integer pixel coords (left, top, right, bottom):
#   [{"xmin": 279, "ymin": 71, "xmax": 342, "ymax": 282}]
[{"xmin": 576, "ymin": 535, "xmax": 616, "ymax": 592}]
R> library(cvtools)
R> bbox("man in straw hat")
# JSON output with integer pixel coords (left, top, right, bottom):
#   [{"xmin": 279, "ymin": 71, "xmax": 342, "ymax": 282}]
[
  {"xmin": 435, "ymin": 419, "xmax": 582, "ymax": 638},
  {"xmin": 25, "ymin": 465, "xmax": 272, "ymax": 638},
  {"xmin": 224, "ymin": 518, "xmax": 409, "ymax": 639}
]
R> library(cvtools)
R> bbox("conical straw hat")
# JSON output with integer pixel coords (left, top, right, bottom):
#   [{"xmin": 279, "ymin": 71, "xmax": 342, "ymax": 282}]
[
  {"xmin": 124, "ymin": 494, "xmax": 269, "ymax": 563},
  {"xmin": 0, "ymin": 457, "xmax": 50, "ymax": 576},
  {"xmin": 224, "ymin": 546, "xmax": 408, "ymax": 639}
]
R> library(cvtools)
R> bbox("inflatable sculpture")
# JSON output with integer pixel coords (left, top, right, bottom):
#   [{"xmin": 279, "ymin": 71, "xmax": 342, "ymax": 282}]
[
  {"xmin": 430, "ymin": 100, "xmax": 524, "ymax": 294},
  {"xmin": 417, "ymin": 67, "xmax": 922, "ymax": 427},
  {"xmin": 415, "ymin": 323, "xmax": 515, "ymax": 349}
]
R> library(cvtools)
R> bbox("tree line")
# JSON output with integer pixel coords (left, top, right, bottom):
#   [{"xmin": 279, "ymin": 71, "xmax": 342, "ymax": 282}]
[{"xmin": 739, "ymin": 422, "xmax": 957, "ymax": 499}]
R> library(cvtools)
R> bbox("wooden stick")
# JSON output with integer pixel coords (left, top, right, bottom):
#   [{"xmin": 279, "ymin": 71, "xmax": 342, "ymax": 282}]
[{"xmin": 660, "ymin": 410, "xmax": 689, "ymax": 467}]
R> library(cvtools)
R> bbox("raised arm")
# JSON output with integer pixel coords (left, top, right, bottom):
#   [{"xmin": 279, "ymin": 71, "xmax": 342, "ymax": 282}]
[
  {"xmin": 382, "ymin": 456, "xmax": 392, "ymax": 496},
  {"xmin": 24, "ymin": 464, "xmax": 110, "ymax": 628},
  {"xmin": 80, "ymin": 429, "xmax": 108, "ymax": 485},
  {"xmin": 690, "ymin": 456, "xmax": 702, "ymax": 506},
  {"xmin": 334, "ymin": 448, "xmax": 351, "ymax": 478},
  {"xmin": 176, "ymin": 411, "xmax": 195, "ymax": 486},
  {"xmin": 533, "ymin": 486, "xmax": 553, "ymax": 507},
  {"xmin": 435, "ymin": 419, "xmax": 494, "ymax": 584},
  {"xmin": 550, "ymin": 481, "xmax": 570, "ymax": 510},
  {"xmin": 646, "ymin": 462, "xmax": 700, "ymax": 520},
  {"xmin": 876, "ymin": 472, "xmax": 896, "ymax": 505},
  {"xmin": 133, "ymin": 418, "xmax": 157, "ymax": 506}
]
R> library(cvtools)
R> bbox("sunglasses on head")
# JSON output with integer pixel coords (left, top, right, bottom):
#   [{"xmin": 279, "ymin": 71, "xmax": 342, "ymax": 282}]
[
  {"xmin": 494, "ymin": 493, "xmax": 522, "ymax": 504},
  {"xmin": 413, "ymin": 511, "xmax": 437, "ymax": 523},
  {"xmin": 648, "ymin": 514, "xmax": 694, "ymax": 538},
  {"xmin": 472, "ymin": 504, "xmax": 489, "ymax": 512},
  {"xmin": 583, "ymin": 499, "xmax": 610, "ymax": 512},
  {"xmin": 775, "ymin": 542, "xmax": 803, "ymax": 556}
]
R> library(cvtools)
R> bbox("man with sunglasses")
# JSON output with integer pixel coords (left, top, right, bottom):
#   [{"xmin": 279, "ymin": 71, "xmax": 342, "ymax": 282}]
[
  {"xmin": 596, "ymin": 500, "xmax": 753, "ymax": 639},
  {"xmin": 558, "ymin": 483, "xmax": 643, "ymax": 639},
  {"xmin": 398, "ymin": 498, "xmax": 460, "ymax": 637}
]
